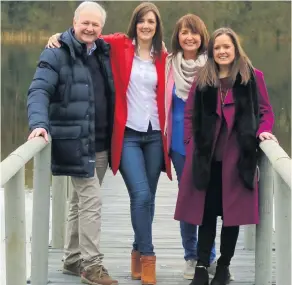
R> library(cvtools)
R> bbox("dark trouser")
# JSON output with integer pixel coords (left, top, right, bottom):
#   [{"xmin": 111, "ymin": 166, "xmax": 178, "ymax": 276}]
[
  {"xmin": 119, "ymin": 125, "xmax": 164, "ymax": 256},
  {"xmin": 197, "ymin": 161, "xmax": 239, "ymax": 267},
  {"xmin": 170, "ymin": 150, "xmax": 216, "ymax": 263}
]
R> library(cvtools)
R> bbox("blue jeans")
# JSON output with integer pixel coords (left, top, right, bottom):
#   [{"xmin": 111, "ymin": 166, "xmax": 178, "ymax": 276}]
[
  {"xmin": 170, "ymin": 150, "xmax": 216, "ymax": 263},
  {"xmin": 119, "ymin": 126, "xmax": 164, "ymax": 256}
]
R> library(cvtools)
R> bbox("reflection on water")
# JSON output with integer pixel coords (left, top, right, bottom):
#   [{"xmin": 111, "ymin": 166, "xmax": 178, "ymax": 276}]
[{"xmin": 1, "ymin": 2, "xmax": 291, "ymax": 188}]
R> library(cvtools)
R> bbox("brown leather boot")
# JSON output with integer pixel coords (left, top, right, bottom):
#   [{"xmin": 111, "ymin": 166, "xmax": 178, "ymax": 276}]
[
  {"xmin": 81, "ymin": 264, "xmax": 118, "ymax": 285},
  {"xmin": 131, "ymin": 250, "xmax": 141, "ymax": 280},
  {"xmin": 141, "ymin": 255, "xmax": 156, "ymax": 285}
]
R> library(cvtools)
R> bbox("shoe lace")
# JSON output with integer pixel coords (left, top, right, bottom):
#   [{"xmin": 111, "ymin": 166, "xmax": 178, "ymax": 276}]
[
  {"xmin": 91, "ymin": 265, "xmax": 109, "ymax": 279},
  {"xmin": 99, "ymin": 265, "xmax": 109, "ymax": 278}
]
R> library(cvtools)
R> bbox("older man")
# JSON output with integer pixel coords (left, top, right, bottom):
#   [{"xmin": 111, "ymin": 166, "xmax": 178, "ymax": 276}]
[{"xmin": 27, "ymin": 2, "xmax": 117, "ymax": 284}]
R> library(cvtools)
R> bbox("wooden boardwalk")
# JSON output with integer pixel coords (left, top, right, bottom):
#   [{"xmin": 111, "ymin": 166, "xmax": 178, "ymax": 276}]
[{"xmin": 47, "ymin": 170, "xmax": 276, "ymax": 285}]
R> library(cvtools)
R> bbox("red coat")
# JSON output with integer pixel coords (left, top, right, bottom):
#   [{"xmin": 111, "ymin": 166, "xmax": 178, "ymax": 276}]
[
  {"xmin": 102, "ymin": 33, "xmax": 172, "ymax": 180},
  {"xmin": 174, "ymin": 69, "xmax": 274, "ymax": 226}
]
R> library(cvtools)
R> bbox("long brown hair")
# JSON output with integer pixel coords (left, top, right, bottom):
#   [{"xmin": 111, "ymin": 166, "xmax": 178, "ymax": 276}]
[
  {"xmin": 171, "ymin": 14, "xmax": 209, "ymax": 56},
  {"xmin": 127, "ymin": 2, "xmax": 163, "ymax": 58},
  {"xmin": 196, "ymin": 27, "xmax": 254, "ymax": 89}
]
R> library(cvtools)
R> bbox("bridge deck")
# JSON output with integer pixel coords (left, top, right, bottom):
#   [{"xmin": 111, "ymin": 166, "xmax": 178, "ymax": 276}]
[{"xmin": 47, "ymin": 171, "xmax": 276, "ymax": 285}]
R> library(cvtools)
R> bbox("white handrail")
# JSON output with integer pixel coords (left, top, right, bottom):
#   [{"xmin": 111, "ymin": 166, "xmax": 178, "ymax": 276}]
[
  {"xmin": 254, "ymin": 139, "xmax": 291, "ymax": 285},
  {"xmin": 1, "ymin": 136, "xmax": 52, "ymax": 285},
  {"xmin": 1, "ymin": 137, "xmax": 50, "ymax": 186},
  {"xmin": 259, "ymin": 140, "xmax": 291, "ymax": 188},
  {"xmin": 1, "ymin": 137, "xmax": 291, "ymax": 285}
]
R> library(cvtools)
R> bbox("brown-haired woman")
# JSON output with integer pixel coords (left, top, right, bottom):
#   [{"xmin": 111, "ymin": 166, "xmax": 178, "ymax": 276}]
[
  {"xmin": 47, "ymin": 2, "xmax": 170, "ymax": 285},
  {"xmin": 94, "ymin": 3, "xmax": 171, "ymax": 285},
  {"xmin": 165, "ymin": 14, "xmax": 219, "ymax": 280},
  {"xmin": 174, "ymin": 27, "xmax": 276, "ymax": 285}
]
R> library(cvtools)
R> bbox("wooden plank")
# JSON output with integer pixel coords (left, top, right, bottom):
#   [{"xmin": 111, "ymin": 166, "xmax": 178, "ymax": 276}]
[{"xmin": 47, "ymin": 171, "xmax": 276, "ymax": 284}]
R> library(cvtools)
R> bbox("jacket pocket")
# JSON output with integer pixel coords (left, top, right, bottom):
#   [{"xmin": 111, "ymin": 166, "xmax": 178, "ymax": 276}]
[{"xmin": 51, "ymin": 125, "xmax": 83, "ymax": 166}]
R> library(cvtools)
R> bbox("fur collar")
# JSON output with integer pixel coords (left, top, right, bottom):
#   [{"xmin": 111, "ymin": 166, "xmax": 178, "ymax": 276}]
[{"xmin": 192, "ymin": 70, "xmax": 260, "ymax": 190}]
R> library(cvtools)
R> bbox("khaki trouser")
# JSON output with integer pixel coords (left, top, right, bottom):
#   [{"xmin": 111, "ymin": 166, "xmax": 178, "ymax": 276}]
[{"xmin": 64, "ymin": 150, "xmax": 108, "ymax": 269}]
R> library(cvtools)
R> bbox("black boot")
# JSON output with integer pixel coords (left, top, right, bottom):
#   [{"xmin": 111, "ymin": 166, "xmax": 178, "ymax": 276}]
[
  {"xmin": 210, "ymin": 265, "xmax": 231, "ymax": 285},
  {"xmin": 190, "ymin": 265, "xmax": 209, "ymax": 285}
]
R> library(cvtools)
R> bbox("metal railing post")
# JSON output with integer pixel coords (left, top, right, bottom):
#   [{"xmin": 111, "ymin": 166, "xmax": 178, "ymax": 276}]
[
  {"xmin": 274, "ymin": 172, "xmax": 291, "ymax": 285},
  {"xmin": 4, "ymin": 167, "xmax": 26, "ymax": 285},
  {"xmin": 244, "ymin": 225, "xmax": 256, "ymax": 250},
  {"xmin": 30, "ymin": 145, "xmax": 51, "ymax": 285},
  {"xmin": 255, "ymin": 155, "xmax": 274, "ymax": 285},
  {"xmin": 51, "ymin": 176, "xmax": 67, "ymax": 249}
]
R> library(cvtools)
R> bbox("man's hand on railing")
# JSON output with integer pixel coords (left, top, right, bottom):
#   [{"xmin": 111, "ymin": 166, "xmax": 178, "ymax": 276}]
[
  {"xmin": 28, "ymin": 128, "xmax": 49, "ymax": 142},
  {"xmin": 259, "ymin": 131, "xmax": 278, "ymax": 143}
]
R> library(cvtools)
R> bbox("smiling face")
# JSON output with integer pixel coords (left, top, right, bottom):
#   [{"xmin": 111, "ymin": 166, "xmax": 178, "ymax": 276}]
[
  {"xmin": 73, "ymin": 8, "xmax": 103, "ymax": 45},
  {"xmin": 178, "ymin": 25, "xmax": 201, "ymax": 55},
  {"xmin": 136, "ymin": 11, "xmax": 157, "ymax": 43},
  {"xmin": 213, "ymin": 34, "xmax": 235, "ymax": 68}
]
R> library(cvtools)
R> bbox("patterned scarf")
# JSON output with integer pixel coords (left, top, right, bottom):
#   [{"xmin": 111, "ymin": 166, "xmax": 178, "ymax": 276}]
[{"xmin": 170, "ymin": 51, "xmax": 207, "ymax": 101}]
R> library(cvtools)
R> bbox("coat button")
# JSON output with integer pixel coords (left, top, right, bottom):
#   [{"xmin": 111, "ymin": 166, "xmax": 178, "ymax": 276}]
[{"xmin": 85, "ymin": 84, "xmax": 88, "ymax": 87}]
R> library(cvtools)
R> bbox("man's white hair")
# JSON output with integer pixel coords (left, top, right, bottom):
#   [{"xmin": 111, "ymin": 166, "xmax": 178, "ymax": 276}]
[{"xmin": 74, "ymin": 1, "xmax": 107, "ymax": 27}]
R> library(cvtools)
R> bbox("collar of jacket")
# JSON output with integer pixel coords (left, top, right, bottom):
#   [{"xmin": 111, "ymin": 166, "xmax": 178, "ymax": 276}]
[{"xmin": 59, "ymin": 28, "xmax": 111, "ymax": 60}]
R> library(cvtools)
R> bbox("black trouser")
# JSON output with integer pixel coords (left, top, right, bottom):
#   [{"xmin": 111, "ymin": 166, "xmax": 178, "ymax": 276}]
[{"xmin": 197, "ymin": 161, "xmax": 240, "ymax": 267}]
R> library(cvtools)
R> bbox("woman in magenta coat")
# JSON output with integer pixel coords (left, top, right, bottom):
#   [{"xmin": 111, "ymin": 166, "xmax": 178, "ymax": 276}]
[{"xmin": 174, "ymin": 27, "xmax": 277, "ymax": 285}]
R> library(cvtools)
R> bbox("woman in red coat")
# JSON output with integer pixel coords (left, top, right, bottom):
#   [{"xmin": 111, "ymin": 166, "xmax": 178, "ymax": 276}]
[
  {"xmin": 174, "ymin": 27, "xmax": 277, "ymax": 285},
  {"xmin": 100, "ymin": 3, "xmax": 171, "ymax": 285}
]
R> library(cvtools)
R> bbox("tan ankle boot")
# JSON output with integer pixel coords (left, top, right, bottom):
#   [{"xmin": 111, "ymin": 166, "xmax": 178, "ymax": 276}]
[
  {"xmin": 141, "ymin": 255, "xmax": 156, "ymax": 285},
  {"xmin": 131, "ymin": 251, "xmax": 141, "ymax": 280}
]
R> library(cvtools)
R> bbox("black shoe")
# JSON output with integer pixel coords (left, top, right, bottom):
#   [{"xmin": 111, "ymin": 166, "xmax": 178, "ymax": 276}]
[
  {"xmin": 190, "ymin": 265, "xmax": 209, "ymax": 285},
  {"xmin": 210, "ymin": 265, "xmax": 231, "ymax": 285}
]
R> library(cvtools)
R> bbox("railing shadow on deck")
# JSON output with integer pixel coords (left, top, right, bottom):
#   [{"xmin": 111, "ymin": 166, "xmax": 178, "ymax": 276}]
[{"xmin": 0, "ymin": 138, "xmax": 291, "ymax": 285}]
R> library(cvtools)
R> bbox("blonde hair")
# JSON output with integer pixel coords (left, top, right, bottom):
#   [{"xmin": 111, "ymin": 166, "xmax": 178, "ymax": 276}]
[
  {"xmin": 74, "ymin": 1, "xmax": 107, "ymax": 27},
  {"xmin": 196, "ymin": 27, "xmax": 254, "ymax": 89}
]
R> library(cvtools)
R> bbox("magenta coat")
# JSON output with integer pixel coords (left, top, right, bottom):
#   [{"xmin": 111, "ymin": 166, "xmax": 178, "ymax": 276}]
[{"xmin": 174, "ymin": 69, "xmax": 275, "ymax": 226}]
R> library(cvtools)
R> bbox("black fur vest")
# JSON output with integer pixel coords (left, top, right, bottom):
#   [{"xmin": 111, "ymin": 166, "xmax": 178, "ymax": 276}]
[{"xmin": 192, "ymin": 70, "xmax": 260, "ymax": 191}]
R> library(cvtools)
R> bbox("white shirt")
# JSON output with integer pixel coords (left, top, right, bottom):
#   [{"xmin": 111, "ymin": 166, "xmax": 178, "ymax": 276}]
[{"xmin": 126, "ymin": 55, "xmax": 160, "ymax": 132}]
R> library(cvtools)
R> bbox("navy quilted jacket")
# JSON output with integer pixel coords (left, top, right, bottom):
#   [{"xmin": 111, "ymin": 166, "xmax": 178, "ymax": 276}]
[{"xmin": 27, "ymin": 28, "xmax": 115, "ymax": 177}]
